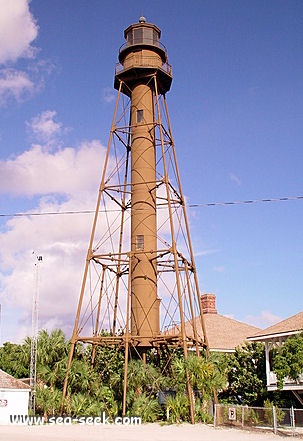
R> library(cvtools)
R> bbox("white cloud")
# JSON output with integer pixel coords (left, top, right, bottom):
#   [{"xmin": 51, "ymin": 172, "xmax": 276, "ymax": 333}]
[
  {"xmin": 0, "ymin": 0, "xmax": 38, "ymax": 64},
  {"xmin": 194, "ymin": 249, "xmax": 219, "ymax": 257},
  {"xmin": 244, "ymin": 310, "xmax": 282, "ymax": 329},
  {"xmin": 26, "ymin": 110, "xmax": 63, "ymax": 144},
  {"xmin": 0, "ymin": 174, "xmax": 102, "ymax": 342},
  {"xmin": 0, "ymin": 139, "xmax": 105, "ymax": 196},
  {"xmin": 212, "ymin": 266, "xmax": 225, "ymax": 273},
  {"xmin": 0, "ymin": 2, "xmax": 49, "ymax": 107},
  {"xmin": 102, "ymin": 87, "xmax": 116, "ymax": 103},
  {"xmin": 0, "ymin": 109, "xmax": 111, "ymax": 341},
  {"xmin": 229, "ymin": 172, "xmax": 242, "ymax": 186},
  {"xmin": 0, "ymin": 226, "xmax": 90, "ymax": 342},
  {"xmin": 0, "ymin": 68, "xmax": 35, "ymax": 105}
]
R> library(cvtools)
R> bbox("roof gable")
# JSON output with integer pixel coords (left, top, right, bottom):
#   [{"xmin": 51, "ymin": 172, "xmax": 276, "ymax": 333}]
[{"xmin": 0, "ymin": 369, "xmax": 31, "ymax": 390}]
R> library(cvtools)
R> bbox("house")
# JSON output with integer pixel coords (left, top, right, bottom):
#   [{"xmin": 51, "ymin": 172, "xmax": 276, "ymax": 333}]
[
  {"xmin": 0, "ymin": 369, "xmax": 31, "ymax": 425},
  {"xmin": 248, "ymin": 311, "xmax": 303, "ymax": 399},
  {"xmin": 168, "ymin": 293, "xmax": 262, "ymax": 352}
]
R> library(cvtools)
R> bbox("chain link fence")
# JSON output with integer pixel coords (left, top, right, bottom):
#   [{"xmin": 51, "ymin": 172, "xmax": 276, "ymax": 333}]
[{"xmin": 214, "ymin": 404, "xmax": 303, "ymax": 436}]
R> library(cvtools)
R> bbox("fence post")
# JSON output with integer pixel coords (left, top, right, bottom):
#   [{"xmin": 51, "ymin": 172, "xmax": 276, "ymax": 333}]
[
  {"xmin": 213, "ymin": 404, "xmax": 217, "ymax": 428},
  {"xmin": 290, "ymin": 406, "xmax": 295, "ymax": 436},
  {"xmin": 272, "ymin": 405, "xmax": 277, "ymax": 435},
  {"xmin": 241, "ymin": 406, "xmax": 245, "ymax": 428}
]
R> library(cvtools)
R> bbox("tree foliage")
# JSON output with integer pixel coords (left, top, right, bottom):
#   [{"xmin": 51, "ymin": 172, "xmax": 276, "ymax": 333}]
[
  {"xmin": 0, "ymin": 342, "xmax": 30, "ymax": 378},
  {"xmin": 272, "ymin": 333, "xmax": 303, "ymax": 389},
  {"xmin": 172, "ymin": 352, "xmax": 227, "ymax": 399},
  {"xmin": 225, "ymin": 341, "xmax": 268, "ymax": 406},
  {"xmin": 0, "ymin": 329, "xmax": 231, "ymax": 421},
  {"xmin": 2, "ymin": 331, "xmax": 299, "ymax": 419}
]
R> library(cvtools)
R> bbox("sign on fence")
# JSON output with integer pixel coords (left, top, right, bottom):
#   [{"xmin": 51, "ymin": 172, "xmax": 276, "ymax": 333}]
[
  {"xmin": 228, "ymin": 407, "xmax": 236, "ymax": 421},
  {"xmin": 215, "ymin": 404, "xmax": 303, "ymax": 437}
]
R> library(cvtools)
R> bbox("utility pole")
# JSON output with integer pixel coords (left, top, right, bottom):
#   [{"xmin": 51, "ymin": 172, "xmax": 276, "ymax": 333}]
[{"xmin": 29, "ymin": 254, "xmax": 42, "ymax": 415}]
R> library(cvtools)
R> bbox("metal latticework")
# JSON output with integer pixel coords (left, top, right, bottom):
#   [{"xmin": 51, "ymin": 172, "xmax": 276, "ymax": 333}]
[
  {"xmin": 62, "ymin": 18, "xmax": 208, "ymax": 422},
  {"xmin": 29, "ymin": 254, "xmax": 42, "ymax": 415}
]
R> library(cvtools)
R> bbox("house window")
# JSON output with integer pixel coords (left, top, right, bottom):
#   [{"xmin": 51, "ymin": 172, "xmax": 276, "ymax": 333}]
[
  {"xmin": 136, "ymin": 235, "xmax": 144, "ymax": 250},
  {"xmin": 137, "ymin": 109, "xmax": 144, "ymax": 123}
]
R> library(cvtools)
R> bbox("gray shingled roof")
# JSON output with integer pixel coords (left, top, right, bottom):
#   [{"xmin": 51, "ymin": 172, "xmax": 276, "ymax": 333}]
[{"xmin": 0, "ymin": 369, "xmax": 31, "ymax": 390}]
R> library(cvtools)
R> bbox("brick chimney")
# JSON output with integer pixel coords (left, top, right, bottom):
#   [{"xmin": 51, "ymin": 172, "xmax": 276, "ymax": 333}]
[{"xmin": 201, "ymin": 293, "xmax": 217, "ymax": 314}]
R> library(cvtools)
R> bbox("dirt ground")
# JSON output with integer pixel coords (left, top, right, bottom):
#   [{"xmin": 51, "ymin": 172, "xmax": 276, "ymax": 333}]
[{"xmin": 0, "ymin": 423, "xmax": 282, "ymax": 441}]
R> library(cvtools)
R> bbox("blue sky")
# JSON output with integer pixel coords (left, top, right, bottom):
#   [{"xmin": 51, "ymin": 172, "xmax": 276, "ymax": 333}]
[{"xmin": 0, "ymin": 0, "xmax": 302, "ymax": 343}]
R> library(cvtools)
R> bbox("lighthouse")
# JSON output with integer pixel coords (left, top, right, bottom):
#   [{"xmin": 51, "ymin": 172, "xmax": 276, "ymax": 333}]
[{"xmin": 63, "ymin": 17, "xmax": 208, "ymax": 421}]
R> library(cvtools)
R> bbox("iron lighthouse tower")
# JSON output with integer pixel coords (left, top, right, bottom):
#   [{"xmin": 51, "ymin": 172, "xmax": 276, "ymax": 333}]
[
  {"xmin": 115, "ymin": 18, "xmax": 172, "ymax": 344},
  {"xmin": 63, "ymin": 17, "xmax": 208, "ymax": 421}
]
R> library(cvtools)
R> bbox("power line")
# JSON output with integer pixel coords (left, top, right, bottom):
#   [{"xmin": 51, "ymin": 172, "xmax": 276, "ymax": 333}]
[
  {"xmin": 189, "ymin": 195, "xmax": 303, "ymax": 208},
  {"xmin": 0, "ymin": 195, "xmax": 302, "ymax": 218}
]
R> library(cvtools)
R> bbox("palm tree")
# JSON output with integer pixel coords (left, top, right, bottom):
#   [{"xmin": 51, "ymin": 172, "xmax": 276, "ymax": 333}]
[
  {"xmin": 36, "ymin": 384, "xmax": 61, "ymax": 417},
  {"xmin": 127, "ymin": 359, "xmax": 164, "ymax": 397},
  {"xmin": 168, "ymin": 353, "xmax": 227, "ymax": 422}
]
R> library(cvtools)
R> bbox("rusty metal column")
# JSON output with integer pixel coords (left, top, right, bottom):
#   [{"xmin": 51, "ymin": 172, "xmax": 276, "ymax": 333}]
[{"xmin": 130, "ymin": 83, "xmax": 159, "ymax": 343}]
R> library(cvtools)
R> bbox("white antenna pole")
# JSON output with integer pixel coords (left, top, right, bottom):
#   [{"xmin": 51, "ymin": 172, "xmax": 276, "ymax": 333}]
[
  {"xmin": 29, "ymin": 254, "xmax": 42, "ymax": 415},
  {"xmin": 0, "ymin": 303, "xmax": 2, "ymax": 346}
]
